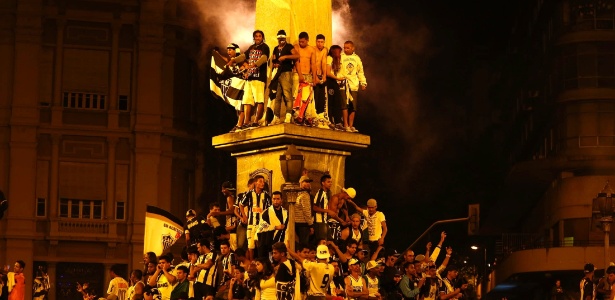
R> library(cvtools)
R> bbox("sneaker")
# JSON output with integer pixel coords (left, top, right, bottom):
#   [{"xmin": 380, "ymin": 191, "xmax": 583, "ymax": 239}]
[
  {"xmin": 345, "ymin": 126, "xmax": 352, "ymax": 132},
  {"xmin": 270, "ymin": 118, "xmax": 281, "ymax": 126},
  {"xmin": 335, "ymin": 124, "xmax": 345, "ymax": 131},
  {"xmin": 229, "ymin": 126, "xmax": 241, "ymax": 133},
  {"xmin": 317, "ymin": 120, "xmax": 329, "ymax": 129},
  {"xmin": 350, "ymin": 126, "xmax": 359, "ymax": 133},
  {"xmin": 248, "ymin": 122, "xmax": 259, "ymax": 128},
  {"xmin": 240, "ymin": 124, "xmax": 251, "ymax": 130}
]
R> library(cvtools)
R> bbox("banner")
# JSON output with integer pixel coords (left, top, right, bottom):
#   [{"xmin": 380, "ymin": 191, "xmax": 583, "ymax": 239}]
[
  {"xmin": 210, "ymin": 50, "xmax": 246, "ymax": 110},
  {"xmin": 144, "ymin": 205, "xmax": 184, "ymax": 256}
]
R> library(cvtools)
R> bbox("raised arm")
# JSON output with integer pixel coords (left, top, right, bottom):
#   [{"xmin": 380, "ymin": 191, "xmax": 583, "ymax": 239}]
[
  {"xmin": 370, "ymin": 245, "xmax": 384, "ymax": 261},
  {"xmin": 328, "ymin": 241, "xmax": 347, "ymax": 262},
  {"xmin": 430, "ymin": 231, "xmax": 446, "ymax": 262}
]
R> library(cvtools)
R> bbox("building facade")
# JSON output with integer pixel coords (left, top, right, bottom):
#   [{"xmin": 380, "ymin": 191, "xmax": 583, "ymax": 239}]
[
  {"xmin": 489, "ymin": 0, "xmax": 615, "ymax": 291},
  {"xmin": 0, "ymin": 0, "xmax": 205, "ymax": 299}
]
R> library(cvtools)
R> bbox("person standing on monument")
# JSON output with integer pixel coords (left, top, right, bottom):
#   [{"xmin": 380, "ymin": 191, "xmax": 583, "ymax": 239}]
[
  {"xmin": 230, "ymin": 30, "xmax": 270, "ymax": 128},
  {"xmin": 312, "ymin": 174, "xmax": 332, "ymax": 242},
  {"xmin": 293, "ymin": 32, "xmax": 318, "ymax": 125},
  {"xmin": 313, "ymin": 34, "xmax": 330, "ymax": 128},
  {"xmin": 340, "ymin": 41, "xmax": 367, "ymax": 133},
  {"xmin": 271, "ymin": 29, "xmax": 299, "ymax": 125},
  {"xmin": 326, "ymin": 45, "xmax": 347, "ymax": 130},
  {"xmin": 239, "ymin": 175, "xmax": 271, "ymax": 260}
]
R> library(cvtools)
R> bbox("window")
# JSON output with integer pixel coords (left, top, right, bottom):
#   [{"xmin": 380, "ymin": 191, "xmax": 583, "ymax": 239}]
[
  {"xmin": 116, "ymin": 201, "xmax": 125, "ymax": 220},
  {"xmin": 62, "ymin": 91, "xmax": 106, "ymax": 110},
  {"xmin": 560, "ymin": 42, "xmax": 615, "ymax": 90},
  {"xmin": 36, "ymin": 198, "xmax": 46, "ymax": 217},
  {"xmin": 118, "ymin": 95, "xmax": 129, "ymax": 111},
  {"xmin": 59, "ymin": 198, "xmax": 104, "ymax": 219}
]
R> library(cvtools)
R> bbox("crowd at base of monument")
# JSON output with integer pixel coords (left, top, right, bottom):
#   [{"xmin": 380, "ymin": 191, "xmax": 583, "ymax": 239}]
[
  {"xmin": 116, "ymin": 175, "xmax": 478, "ymax": 300},
  {"xmin": 212, "ymin": 30, "xmax": 367, "ymax": 135}
]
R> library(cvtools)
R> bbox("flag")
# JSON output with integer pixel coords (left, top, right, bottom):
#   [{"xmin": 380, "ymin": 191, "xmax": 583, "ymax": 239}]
[
  {"xmin": 144, "ymin": 205, "xmax": 184, "ymax": 256},
  {"xmin": 210, "ymin": 50, "xmax": 246, "ymax": 110}
]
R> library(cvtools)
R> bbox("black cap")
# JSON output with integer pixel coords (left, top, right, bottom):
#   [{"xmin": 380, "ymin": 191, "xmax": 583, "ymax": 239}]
[
  {"xmin": 222, "ymin": 181, "xmax": 236, "ymax": 191},
  {"xmin": 584, "ymin": 263, "xmax": 595, "ymax": 273},
  {"xmin": 276, "ymin": 30, "xmax": 287, "ymax": 38}
]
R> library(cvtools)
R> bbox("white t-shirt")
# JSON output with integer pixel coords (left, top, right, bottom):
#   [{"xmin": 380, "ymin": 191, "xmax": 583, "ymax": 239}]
[
  {"xmin": 107, "ymin": 277, "xmax": 129, "ymax": 300},
  {"xmin": 362, "ymin": 210, "xmax": 386, "ymax": 241},
  {"xmin": 155, "ymin": 270, "xmax": 176, "ymax": 300},
  {"xmin": 303, "ymin": 260, "xmax": 335, "ymax": 296}
]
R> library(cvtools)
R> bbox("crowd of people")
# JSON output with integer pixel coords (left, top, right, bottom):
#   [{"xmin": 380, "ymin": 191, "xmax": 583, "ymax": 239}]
[
  {"xmin": 220, "ymin": 29, "xmax": 367, "ymax": 133},
  {"xmin": 110, "ymin": 174, "xmax": 477, "ymax": 300}
]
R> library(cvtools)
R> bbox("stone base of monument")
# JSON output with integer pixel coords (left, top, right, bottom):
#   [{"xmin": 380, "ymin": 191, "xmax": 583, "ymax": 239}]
[{"xmin": 212, "ymin": 123, "xmax": 371, "ymax": 196}]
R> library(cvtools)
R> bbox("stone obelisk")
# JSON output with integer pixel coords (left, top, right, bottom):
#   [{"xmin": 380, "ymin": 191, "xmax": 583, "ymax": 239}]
[{"xmin": 255, "ymin": 0, "xmax": 333, "ymax": 45}]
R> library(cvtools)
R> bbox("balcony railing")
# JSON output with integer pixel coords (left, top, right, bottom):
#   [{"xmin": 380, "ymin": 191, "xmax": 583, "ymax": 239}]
[{"xmin": 57, "ymin": 220, "xmax": 109, "ymax": 234}]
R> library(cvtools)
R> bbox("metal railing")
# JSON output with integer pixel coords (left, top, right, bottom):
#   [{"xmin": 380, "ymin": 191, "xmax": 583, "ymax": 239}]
[{"xmin": 497, "ymin": 233, "xmax": 613, "ymax": 257}]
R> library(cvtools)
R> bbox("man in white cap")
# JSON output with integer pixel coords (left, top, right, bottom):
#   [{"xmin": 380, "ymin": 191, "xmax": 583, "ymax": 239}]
[
  {"xmin": 348, "ymin": 198, "xmax": 386, "ymax": 255},
  {"xmin": 288, "ymin": 244, "xmax": 335, "ymax": 300},
  {"xmin": 295, "ymin": 175, "xmax": 314, "ymax": 246},
  {"xmin": 327, "ymin": 187, "xmax": 357, "ymax": 242},
  {"xmin": 345, "ymin": 258, "xmax": 368, "ymax": 300}
]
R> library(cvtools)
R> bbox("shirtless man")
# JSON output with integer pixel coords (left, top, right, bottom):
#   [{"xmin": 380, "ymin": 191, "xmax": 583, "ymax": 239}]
[
  {"xmin": 327, "ymin": 187, "xmax": 356, "ymax": 242},
  {"xmin": 293, "ymin": 32, "xmax": 318, "ymax": 125}
]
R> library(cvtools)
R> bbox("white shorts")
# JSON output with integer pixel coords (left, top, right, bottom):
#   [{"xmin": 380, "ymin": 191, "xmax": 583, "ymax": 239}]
[{"xmin": 243, "ymin": 80, "xmax": 265, "ymax": 106}]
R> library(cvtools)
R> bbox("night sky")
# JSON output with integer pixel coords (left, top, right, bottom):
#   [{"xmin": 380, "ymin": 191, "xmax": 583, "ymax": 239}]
[{"xmin": 198, "ymin": 0, "xmax": 524, "ymax": 259}]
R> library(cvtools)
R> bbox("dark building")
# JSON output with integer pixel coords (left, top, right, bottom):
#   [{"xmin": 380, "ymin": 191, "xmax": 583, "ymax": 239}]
[
  {"xmin": 0, "ymin": 1, "xmax": 206, "ymax": 299},
  {"xmin": 486, "ymin": 0, "xmax": 615, "ymax": 297}
]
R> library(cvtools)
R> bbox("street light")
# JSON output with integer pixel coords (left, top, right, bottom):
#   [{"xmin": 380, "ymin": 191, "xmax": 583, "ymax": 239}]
[
  {"xmin": 471, "ymin": 245, "xmax": 487, "ymax": 298},
  {"xmin": 279, "ymin": 144, "xmax": 304, "ymax": 252},
  {"xmin": 592, "ymin": 181, "xmax": 614, "ymax": 270}
]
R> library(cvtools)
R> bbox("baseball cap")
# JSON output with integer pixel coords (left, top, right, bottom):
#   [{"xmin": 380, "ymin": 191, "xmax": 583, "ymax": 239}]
[
  {"xmin": 584, "ymin": 263, "xmax": 595, "ymax": 273},
  {"xmin": 367, "ymin": 198, "xmax": 377, "ymax": 207},
  {"xmin": 366, "ymin": 260, "xmax": 381, "ymax": 270},
  {"xmin": 415, "ymin": 254, "xmax": 426, "ymax": 262},
  {"xmin": 221, "ymin": 181, "xmax": 236, "ymax": 191},
  {"xmin": 385, "ymin": 249, "xmax": 400, "ymax": 258},
  {"xmin": 300, "ymin": 175, "xmax": 313, "ymax": 183},
  {"xmin": 316, "ymin": 245, "xmax": 330, "ymax": 260},
  {"xmin": 186, "ymin": 209, "xmax": 196, "ymax": 217},
  {"xmin": 342, "ymin": 187, "xmax": 356, "ymax": 199},
  {"xmin": 277, "ymin": 29, "xmax": 287, "ymax": 39},
  {"xmin": 226, "ymin": 43, "xmax": 240, "ymax": 53},
  {"xmin": 348, "ymin": 258, "xmax": 360, "ymax": 266}
]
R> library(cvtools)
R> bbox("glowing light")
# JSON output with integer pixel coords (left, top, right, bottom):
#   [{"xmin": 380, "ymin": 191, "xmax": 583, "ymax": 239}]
[{"xmin": 471, "ymin": 245, "xmax": 479, "ymax": 250}]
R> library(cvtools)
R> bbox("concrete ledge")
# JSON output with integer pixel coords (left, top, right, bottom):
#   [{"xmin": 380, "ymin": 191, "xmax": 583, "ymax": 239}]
[{"xmin": 212, "ymin": 123, "xmax": 371, "ymax": 152}]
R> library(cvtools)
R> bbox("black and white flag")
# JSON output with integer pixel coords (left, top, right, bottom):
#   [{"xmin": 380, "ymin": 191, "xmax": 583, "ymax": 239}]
[
  {"xmin": 210, "ymin": 50, "xmax": 246, "ymax": 110},
  {"xmin": 144, "ymin": 205, "xmax": 184, "ymax": 256}
]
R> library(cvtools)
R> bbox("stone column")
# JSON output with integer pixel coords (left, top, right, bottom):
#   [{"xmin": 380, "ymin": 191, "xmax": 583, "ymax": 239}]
[
  {"xmin": 49, "ymin": 134, "xmax": 60, "ymax": 218},
  {"xmin": 51, "ymin": 18, "xmax": 65, "ymax": 126},
  {"xmin": 131, "ymin": 0, "xmax": 165, "ymax": 271},
  {"xmin": 107, "ymin": 137, "xmax": 118, "ymax": 220},
  {"xmin": 108, "ymin": 21, "xmax": 121, "ymax": 129},
  {"xmin": 7, "ymin": 2, "xmax": 43, "ymax": 299}
]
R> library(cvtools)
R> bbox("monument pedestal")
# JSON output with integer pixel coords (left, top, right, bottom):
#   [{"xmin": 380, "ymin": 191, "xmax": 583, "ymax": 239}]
[{"xmin": 213, "ymin": 124, "xmax": 370, "ymax": 195}]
